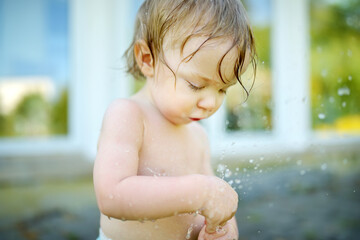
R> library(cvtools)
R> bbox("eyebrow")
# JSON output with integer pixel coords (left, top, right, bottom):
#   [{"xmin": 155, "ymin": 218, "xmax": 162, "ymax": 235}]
[
  {"xmin": 197, "ymin": 75, "xmax": 213, "ymax": 83},
  {"xmin": 198, "ymin": 73, "xmax": 236, "ymax": 85},
  {"xmin": 190, "ymin": 73, "xmax": 236, "ymax": 90}
]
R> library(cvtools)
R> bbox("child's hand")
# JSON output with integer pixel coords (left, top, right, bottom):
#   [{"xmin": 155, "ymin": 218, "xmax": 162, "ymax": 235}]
[
  {"xmin": 198, "ymin": 221, "xmax": 238, "ymax": 240},
  {"xmin": 201, "ymin": 176, "xmax": 238, "ymax": 233}
]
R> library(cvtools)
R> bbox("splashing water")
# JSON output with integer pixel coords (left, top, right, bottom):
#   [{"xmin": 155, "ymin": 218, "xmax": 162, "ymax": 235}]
[
  {"xmin": 186, "ymin": 224, "xmax": 194, "ymax": 240},
  {"xmin": 318, "ymin": 113, "xmax": 326, "ymax": 120},
  {"xmin": 321, "ymin": 163, "xmax": 327, "ymax": 171},
  {"xmin": 217, "ymin": 164, "xmax": 227, "ymax": 179},
  {"xmin": 338, "ymin": 87, "xmax": 350, "ymax": 96}
]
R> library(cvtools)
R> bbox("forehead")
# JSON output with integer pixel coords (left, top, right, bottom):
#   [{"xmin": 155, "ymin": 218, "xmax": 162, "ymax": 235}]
[{"xmin": 163, "ymin": 36, "xmax": 244, "ymax": 84}]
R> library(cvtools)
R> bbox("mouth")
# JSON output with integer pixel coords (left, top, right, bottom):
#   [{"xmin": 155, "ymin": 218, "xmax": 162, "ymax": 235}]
[{"xmin": 189, "ymin": 118, "xmax": 202, "ymax": 121}]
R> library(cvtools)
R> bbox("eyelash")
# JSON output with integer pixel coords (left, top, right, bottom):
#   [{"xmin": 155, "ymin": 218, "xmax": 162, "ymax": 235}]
[
  {"xmin": 187, "ymin": 81, "xmax": 228, "ymax": 94},
  {"xmin": 187, "ymin": 82, "xmax": 203, "ymax": 91}
]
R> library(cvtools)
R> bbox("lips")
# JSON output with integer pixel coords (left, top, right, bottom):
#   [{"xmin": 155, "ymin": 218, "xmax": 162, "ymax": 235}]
[{"xmin": 190, "ymin": 118, "xmax": 202, "ymax": 121}]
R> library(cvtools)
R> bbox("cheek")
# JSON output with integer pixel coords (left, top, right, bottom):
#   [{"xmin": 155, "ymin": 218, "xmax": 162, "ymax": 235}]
[{"xmin": 214, "ymin": 94, "xmax": 225, "ymax": 110}]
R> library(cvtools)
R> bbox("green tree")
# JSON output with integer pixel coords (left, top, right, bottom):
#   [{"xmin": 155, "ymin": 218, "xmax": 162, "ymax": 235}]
[
  {"xmin": 310, "ymin": 0, "xmax": 360, "ymax": 129},
  {"xmin": 11, "ymin": 93, "xmax": 51, "ymax": 136},
  {"xmin": 50, "ymin": 88, "xmax": 68, "ymax": 135}
]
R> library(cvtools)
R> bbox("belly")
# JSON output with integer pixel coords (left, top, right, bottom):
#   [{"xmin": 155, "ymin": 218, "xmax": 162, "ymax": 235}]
[{"xmin": 100, "ymin": 213, "xmax": 205, "ymax": 240}]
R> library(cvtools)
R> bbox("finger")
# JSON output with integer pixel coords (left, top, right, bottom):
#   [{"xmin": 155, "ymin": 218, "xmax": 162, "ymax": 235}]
[{"xmin": 205, "ymin": 224, "xmax": 217, "ymax": 234}]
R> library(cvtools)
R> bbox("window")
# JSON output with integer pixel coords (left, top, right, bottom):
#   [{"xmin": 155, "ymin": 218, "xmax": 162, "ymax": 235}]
[
  {"xmin": 310, "ymin": 0, "xmax": 360, "ymax": 135},
  {"xmin": 0, "ymin": 0, "xmax": 69, "ymax": 137},
  {"xmin": 225, "ymin": 0, "xmax": 272, "ymax": 132}
]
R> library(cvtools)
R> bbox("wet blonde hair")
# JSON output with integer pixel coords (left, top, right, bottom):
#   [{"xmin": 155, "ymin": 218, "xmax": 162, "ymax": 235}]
[{"xmin": 125, "ymin": 0, "xmax": 257, "ymax": 96}]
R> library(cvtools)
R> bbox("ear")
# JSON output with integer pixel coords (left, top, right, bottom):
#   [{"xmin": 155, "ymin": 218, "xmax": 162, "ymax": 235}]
[{"xmin": 134, "ymin": 40, "xmax": 154, "ymax": 77}]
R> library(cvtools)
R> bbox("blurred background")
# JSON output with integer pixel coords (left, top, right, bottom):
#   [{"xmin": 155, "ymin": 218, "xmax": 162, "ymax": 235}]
[{"xmin": 0, "ymin": 0, "xmax": 359, "ymax": 239}]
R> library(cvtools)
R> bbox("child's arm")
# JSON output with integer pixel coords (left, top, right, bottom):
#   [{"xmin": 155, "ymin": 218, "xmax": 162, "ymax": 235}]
[
  {"xmin": 93, "ymin": 100, "xmax": 236, "ymax": 222},
  {"xmin": 199, "ymin": 127, "xmax": 239, "ymax": 238}
]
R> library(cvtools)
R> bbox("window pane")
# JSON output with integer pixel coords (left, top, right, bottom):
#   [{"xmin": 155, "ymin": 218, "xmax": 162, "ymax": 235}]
[
  {"xmin": 310, "ymin": 0, "xmax": 360, "ymax": 134},
  {"xmin": 0, "ymin": 0, "xmax": 69, "ymax": 137},
  {"xmin": 225, "ymin": 0, "xmax": 272, "ymax": 132}
]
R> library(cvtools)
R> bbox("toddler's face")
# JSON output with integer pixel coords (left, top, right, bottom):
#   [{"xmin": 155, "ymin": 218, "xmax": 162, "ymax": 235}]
[{"xmin": 149, "ymin": 36, "xmax": 250, "ymax": 125}]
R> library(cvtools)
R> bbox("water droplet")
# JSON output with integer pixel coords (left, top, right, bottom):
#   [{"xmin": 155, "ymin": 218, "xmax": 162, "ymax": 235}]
[
  {"xmin": 338, "ymin": 87, "xmax": 350, "ymax": 96},
  {"xmin": 249, "ymin": 159, "xmax": 254, "ymax": 164},
  {"xmin": 321, "ymin": 69, "xmax": 328, "ymax": 78},
  {"xmin": 321, "ymin": 163, "xmax": 327, "ymax": 171},
  {"xmin": 329, "ymin": 96, "xmax": 335, "ymax": 103},
  {"xmin": 297, "ymin": 160, "xmax": 302, "ymax": 166},
  {"xmin": 235, "ymin": 179, "xmax": 241, "ymax": 184},
  {"xmin": 342, "ymin": 102, "xmax": 347, "ymax": 108},
  {"xmin": 216, "ymin": 226, "xmax": 225, "ymax": 233},
  {"xmin": 300, "ymin": 170, "xmax": 306, "ymax": 175},
  {"xmin": 348, "ymin": 75, "xmax": 352, "ymax": 81},
  {"xmin": 217, "ymin": 164, "xmax": 227, "ymax": 175},
  {"xmin": 224, "ymin": 169, "xmax": 232, "ymax": 178},
  {"xmin": 193, "ymin": 210, "xmax": 200, "ymax": 216},
  {"xmin": 318, "ymin": 113, "xmax": 326, "ymax": 120}
]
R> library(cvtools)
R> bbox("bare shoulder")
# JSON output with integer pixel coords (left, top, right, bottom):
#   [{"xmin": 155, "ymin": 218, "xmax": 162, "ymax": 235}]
[
  {"xmin": 98, "ymin": 99, "xmax": 144, "ymax": 148},
  {"xmin": 102, "ymin": 99, "xmax": 144, "ymax": 128}
]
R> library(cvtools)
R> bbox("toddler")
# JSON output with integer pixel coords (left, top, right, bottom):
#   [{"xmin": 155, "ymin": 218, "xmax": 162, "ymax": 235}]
[{"xmin": 93, "ymin": 0, "xmax": 256, "ymax": 239}]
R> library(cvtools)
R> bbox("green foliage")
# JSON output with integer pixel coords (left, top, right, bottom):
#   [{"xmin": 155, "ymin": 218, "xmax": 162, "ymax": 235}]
[
  {"xmin": 7, "ymin": 93, "xmax": 51, "ymax": 136},
  {"xmin": 253, "ymin": 27, "xmax": 271, "ymax": 68},
  {"xmin": 226, "ymin": 26, "xmax": 272, "ymax": 132},
  {"xmin": 50, "ymin": 88, "xmax": 68, "ymax": 135},
  {"xmin": 0, "ymin": 88, "xmax": 69, "ymax": 137},
  {"xmin": 310, "ymin": 0, "xmax": 360, "ymax": 129}
]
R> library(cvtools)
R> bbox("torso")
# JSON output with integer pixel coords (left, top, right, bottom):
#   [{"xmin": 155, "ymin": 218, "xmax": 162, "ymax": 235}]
[{"xmin": 100, "ymin": 95, "xmax": 207, "ymax": 240}]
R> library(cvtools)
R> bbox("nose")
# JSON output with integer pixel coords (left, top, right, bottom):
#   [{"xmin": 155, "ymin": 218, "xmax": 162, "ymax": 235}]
[{"xmin": 197, "ymin": 95, "xmax": 218, "ymax": 112}]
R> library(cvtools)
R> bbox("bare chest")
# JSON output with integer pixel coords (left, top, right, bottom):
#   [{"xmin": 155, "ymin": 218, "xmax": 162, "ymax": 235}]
[{"xmin": 137, "ymin": 121, "xmax": 204, "ymax": 176}]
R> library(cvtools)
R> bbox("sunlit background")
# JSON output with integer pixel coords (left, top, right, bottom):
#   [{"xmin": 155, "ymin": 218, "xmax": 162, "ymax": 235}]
[{"xmin": 0, "ymin": 0, "xmax": 359, "ymax": 239}]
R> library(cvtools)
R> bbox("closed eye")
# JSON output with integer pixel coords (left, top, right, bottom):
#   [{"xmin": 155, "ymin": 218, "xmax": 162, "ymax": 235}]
[{"xmin": 187, "ymin": 82, "xmax": 204, "ymax": 91}]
